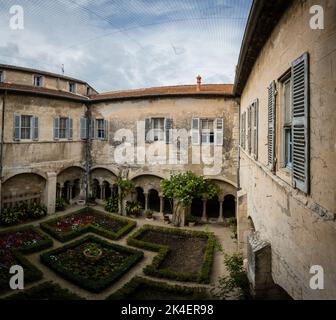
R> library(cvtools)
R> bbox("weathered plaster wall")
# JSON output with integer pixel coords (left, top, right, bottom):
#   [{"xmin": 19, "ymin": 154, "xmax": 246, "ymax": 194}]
[{"xmin": 238, "ymin": 0, "xmax": 336, "ymax": 299}]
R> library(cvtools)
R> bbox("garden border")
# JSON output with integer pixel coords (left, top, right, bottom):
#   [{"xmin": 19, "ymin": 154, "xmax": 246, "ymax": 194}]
[
  {"xmin": 40, "ymin": 207, "xmax": 136, "ymax": 242},
  {"xmin": 107, "ymin": 276, "xmax": 208, "ymax": 300},
  {"xmin": 126, "ymin": 225, "xmax": 215, "ymax": 284},
  {"xmin": 40, "ymin": 235, "xmax": 144, "ymax": 293}
]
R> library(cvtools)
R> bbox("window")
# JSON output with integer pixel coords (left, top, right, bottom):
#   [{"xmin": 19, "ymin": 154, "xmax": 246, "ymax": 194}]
[
  {"xmin": 54, "ymin": 117, "xmax": 72, "ymax": 140},
  {"xmin": 69, "ymin": 82, "xmax": 76, "ymax": 93},
  {"xmin": 21, "ymin": 115, "xmax": 32, "ymax": 139},
  {"xmin": 13, "ymin": 115, "xmax": 39, "ymax": 141},
  {"xmin": 152, "ymin": 118, "xmax": 164, "ymax": 141},
  {"xmin": 282, "ymin": 76, "xmax": 293, "ymax": 170},
  {"xmin": 0, "ymin": 71, "xmax": 4, "ymax": 83},
  {"xmin": 97, "ymin": 119, "xmax": 106, "ymax": 139},
  {"xmin": 33, "ymin": 75, "xmax": 43, "ymax": 87},
  {"xmin": 201, "ymin": 119, "xmax": 214, "ymax": 144}
]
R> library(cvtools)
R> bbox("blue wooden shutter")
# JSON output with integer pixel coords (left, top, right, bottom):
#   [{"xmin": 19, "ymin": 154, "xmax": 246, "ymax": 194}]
[
  {"xmin": 80, "ymin": 117, "xmax": 87, "ymax": 139},
  {"xmin": 32, "ymin": 116, "xmax": 39, "ymax": 141},
  {"xmin": 248, "ymin": 106, "xmax": 252, "ymax": 153},
  {"xmin": 253, "ymin": 100, "xmax": 259, "ymax": 160},
  {"xmin": 14, "ymin": 114, "xmax": 21, "ymax": 141},
  {"xmin": 90, "ymin": 118, "xmax": 95, "ymax": 140},
  {"xmin": 292, "ymin": 53, "xmax": 310, "ymax": 194},
  {"xmin": 54, "ymin": 117, "xmax": 59, "ymax": 140},
  {"xmin": 164, "ymin": 118, "xmax": 173, "ymax": 144},
  {"xmin": 68, "ymin": 117, "xmax": 73, "ymax": 140},
  {"xmin": 268, "ymin": 81, "xmax": 276, "ymax": 170},
  {"xmin": 145, "ymin": 118, "xmax": 152, "ymax": 142},
  {"xmin": 104, "ymin": 119, "xmax": 108, "ymax": 140}
]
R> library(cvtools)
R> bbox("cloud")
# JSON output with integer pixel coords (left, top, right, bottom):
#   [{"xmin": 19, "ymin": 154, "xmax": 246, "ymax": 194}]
[{"xmin": 0, "ymin": 0, "xmax": 252, "ymax": 92}]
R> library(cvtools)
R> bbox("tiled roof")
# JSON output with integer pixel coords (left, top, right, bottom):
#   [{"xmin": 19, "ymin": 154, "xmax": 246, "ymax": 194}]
[
  {"xmin": 90, "ymin": 84, "xmax": 233, "ymax": 101},
  {"xmin": 0, "ymin": 83, "xmax": 89, "ymax": 101}
]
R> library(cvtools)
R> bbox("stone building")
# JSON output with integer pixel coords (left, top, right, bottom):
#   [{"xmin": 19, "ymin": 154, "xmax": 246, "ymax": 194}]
[
  {"xmin": 235, "ymin": 0, "xmax": 335, "ymax": 299},
  {"xmin": 0, "ymin": 0, "xmax": 335, "ymax": 300}
]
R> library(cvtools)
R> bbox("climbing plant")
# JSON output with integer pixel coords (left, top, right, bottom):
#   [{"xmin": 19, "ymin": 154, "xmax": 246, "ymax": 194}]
[
  {"xmin": 161, "ymin": 171, "xmax": 219, "ymax": 226},
  {"xmin": 117, "ymin": 177, "xmax": 135, "ymax": 214}
]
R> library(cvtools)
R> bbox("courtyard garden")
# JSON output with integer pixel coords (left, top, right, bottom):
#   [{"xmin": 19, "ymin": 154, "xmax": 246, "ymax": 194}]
[{"xmin": 0, "ymin": 204, "xmax": 238, "ymax": 300}]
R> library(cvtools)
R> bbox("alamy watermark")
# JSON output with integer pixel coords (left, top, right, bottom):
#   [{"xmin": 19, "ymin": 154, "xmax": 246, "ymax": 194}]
[
  {"xmin": 310, "ymin": 5, "xmax": 324, "ymax": 30},
  {"xmin": 309, "ymin": 265, "xmax": 324, "ymax": 290},
  {"xmin": 9, "ymin": 265, "xmax": 24, "ymax": 290},
  {"xmin": 9, "ymin": 5, "xmax": 24, "ymax": 30}
]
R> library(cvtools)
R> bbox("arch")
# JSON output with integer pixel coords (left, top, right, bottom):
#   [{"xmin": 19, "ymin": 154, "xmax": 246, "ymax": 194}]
[
  {"xmin": 131, "ymin": 174, "xmax": 163, "ymax": 193},
  {"xmin": 248, "ymin": 216, "xmax": 256, "ymax": 232},
  {"xmin": 223, "ymin": 194, "xmax": 236, "ymax": 218},
  {"xmin": 3, "ymin": 169, "xmax": 47, "ymax": 183},
  {"xmin": 191, "ymin": 197, "xmax": 203, "ymax": 217},
  {"xmin": 163, "ymin": 197, "xmax": 173, "ymax": 214},
  {"xmin": 57, "ymin": 165, "xmax": 85, "ymax": 176},
  {"xmin": 129, "ymin": 172, "xmax": 166, "ymax": 181},
  {"xmin": 206, "ymin": 195, "xmax": 220, "ymax": 218},
  {"xmin": 90, "ymin": 166, "xmax": 118, "ymax": 181},
  {"xmin": 135, "ymin": 187, "xmax": 145, "ymax": 209},
  {"xmin": 148, "ymin": 189, "xmax": 160, "ymax": 212},
  {"xmin": 91, "ymin": 179, "xmax": 101, "ymax": 200}
]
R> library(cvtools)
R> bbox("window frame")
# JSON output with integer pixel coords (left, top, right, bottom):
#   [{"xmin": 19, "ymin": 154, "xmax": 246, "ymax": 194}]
[
  {"xmin": 0, "ymin": 70, "xmax": 4, "ymax": 83},
  {"xmin": 59, "ymin": 117, "xmax": 68, "ymax": 139},
  {"xmin": 33, "ymin": 75, "xmax": 44, "ymax": 87},
  {"xmin": 69, "ymin": 82, "xmax": 76, "ymax": 93},
  {"xmin": 96, "ymin": 119, "xmax": 106, "ymax": 140},
  {"xmin": 200, "ymin": 118, "xmax": 215, "ymax": 145},
  {"xmin": 20, "ymin": 115, "xmax": 33, "ymax": 140}
]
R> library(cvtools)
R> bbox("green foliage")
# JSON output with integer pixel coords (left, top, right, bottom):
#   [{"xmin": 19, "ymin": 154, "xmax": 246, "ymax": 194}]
[
  {"xmin": 105, "ymin": 196, "xmax": 118, "ymax": 213},
  {"xmin": 125, "ymin": 201, "xmax": 142, "ymax": 216},
  {"xmin": 186, "ymin": 214, "xmax": 197, "ymax": 223},
  {"xmin": 117, "ymin": 177, "xmax": 135, "ymax": 199},
  {"xmin": 145, "ymin": 210, "xmax": 153, "ymax": 219},
  {"xmin": 107, "ymin": 276, "xmax": 208, "ymax": 300},
  {"xmin": 212, "ymin": 252, "xmax": 250, "ymax": 300},
  {"xmin": 56, "ymin": 198, "xmax": 66, "ymax": 211},
  {"xmin": 0, "ymin": 203, "xmax": 47, "ymax": 226},
  {"xmin": 227, "ymin": 217, "xmax": 238, "ymax": 240},
  {"xmin": 127, "ymin": 225, "xmax": 215, "ymax": 284}
]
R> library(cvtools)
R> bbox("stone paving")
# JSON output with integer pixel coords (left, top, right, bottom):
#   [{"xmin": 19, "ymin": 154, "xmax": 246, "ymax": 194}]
[{"xmin": 0, "ymin": 205, "xmax": 238, "ymax": 300}]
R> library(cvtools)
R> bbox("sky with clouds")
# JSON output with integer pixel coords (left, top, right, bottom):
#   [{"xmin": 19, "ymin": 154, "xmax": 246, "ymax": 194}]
[{"xmin": 0, "ymin": 0, "xmax": 252, "ymax": 92}]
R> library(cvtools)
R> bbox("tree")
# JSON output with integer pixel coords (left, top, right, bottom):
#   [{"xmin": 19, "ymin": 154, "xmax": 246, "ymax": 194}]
[
  {"xmin": 117, "ymin": 176, "xmax": 135, "ymax": 215},
  {"xmin": 161, "ymin": 171, "xmax": 219, "ymax": 226}
]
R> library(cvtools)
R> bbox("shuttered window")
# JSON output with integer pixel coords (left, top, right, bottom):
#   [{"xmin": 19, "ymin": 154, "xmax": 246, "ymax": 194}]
[
  {"xmin": 13, "ymin": 115, "xmax": 39, "ymax": 141},
  {"xmin": 54, "ymin": 117, "xmax": 72, "ymax": 140},
  {"xmin": 164, "ymin": 118, "xmax": 173, "ymax": 144},
  {"xmin": 191, "ymin": 118, "xmax": 200, "ymax": 145},
  {"xmin": 247, "ymin": 106, "xmax": 252, "ymax": 153},
  {"xmin": 32, "ymin": 116, "xmax": 39, "ymax": 141},
  {"xmin": 253, "ymin": 99, "xmax": 259, "ymax": 160},
  {"xmin": 80, "ymin": 117, "xmax": 88, "ymax": 139},
  {"xmin": 291, "ymin": 53, "xmax": 310, "ymax": 194},
  {"xmin": 268, "ymin": 81, "xmax": 276, "ymax": 170},
  {"xmin": 96, "ymin": 119, "xmax": 108, "ymax": 140},
  {"xmin": 214, "ymin": 118, "xmax": 224, "ymax": 146}
]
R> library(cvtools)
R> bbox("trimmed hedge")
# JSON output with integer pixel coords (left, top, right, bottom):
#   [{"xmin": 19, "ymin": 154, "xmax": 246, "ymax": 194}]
[
  {"xmin": 0, "ymin": 226, "xmax": 53, "ymax": 293},
  {"xmin": 127, "ymin": 225, "xmax": 215, "ymax": 284},
  {"xmin": 5, "ymin": 281, "xmax": 84, "ymax": 300},
  {"xmin": 40, "ymin": 207, "xmax": 136, "ymax": 242},
  {"xmin": 40, "ymin": 235, "xmax": 143, "ymax": 293},
  {"xmin": 107, "ymin": 276, "xmax": 208, "ymax": 300}
]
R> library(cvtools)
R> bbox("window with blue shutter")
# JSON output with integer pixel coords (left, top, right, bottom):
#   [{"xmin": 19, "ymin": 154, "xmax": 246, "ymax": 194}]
[
  {"xmin": 253, "ymin": 99, "xmax": 259, "ymax": 160},
  {"xmin": 248, "ymin": 106, "xmax": 252, "ymax": 153},
  {"xmin": 14, "ymin": 114, "xmax": 21, "ymax": 141},
  {"xmin": 54, "ymin": 117, "xmax": 60, "ymax": 140},
  {"xmin": 291, "ymin": 53, "xmax": 310, "ymax": 194},
  {"xmin": 80, "ymin": 117, "xmax": 87, "ymax": 139},
  {"xmin": 32, "ymin": 116, "xmax": 39, "ymax": 141},
  {"xmin": 68, "ymin": 118, "xmax": 73, "ymax": 140},
  {"xmin": 268, "ymin": 81, "xmax": 276, "ymax": 171}
]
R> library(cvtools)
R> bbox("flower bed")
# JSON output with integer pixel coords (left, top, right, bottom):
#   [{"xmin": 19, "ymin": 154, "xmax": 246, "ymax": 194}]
[
  {"xmin": 0, "ymin": 226, "xmax": 53, "ymax": 293},
  {"xmin": 107, "ymin": 276, "xmax": 208, "ymax": 300},
  {"xmin": 5, "ymin": 281, "xmax": 84, "ymax": 300},
  {"xmin": 127, "ymin": 225, "xmax": 215, "ymax": 284},
  {"xmin": 40, "ymin": 235, "xmax": 143, "ymax": 293},
  {"xmin": 40, "ymin": 207, "xmax": 136, "ymax": 242}
]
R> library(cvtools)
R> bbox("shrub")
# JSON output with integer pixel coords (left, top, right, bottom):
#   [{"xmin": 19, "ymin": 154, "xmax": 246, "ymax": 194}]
[
  {"xmin": 187, "ymin": 214, "xmax": 197, "ymax": 223},
  {"xmin": 56, "ymin": 198, "xmax": 66, "ymax": 211},
  {"xmin": 145, "ymin": 210, "xmax": 153, "ymax": 219},
  {"xmin": 227, "ymin": 217, "xmax": 237, "ymax": 239},
  {"xmin": 105, "ymin": 196, "xmax": 118, "ymax": 213},
  {"xmin": 28, "ymin": 203, "xmax": 47, "ymax": 219},
  {"xmin": 126, "ymin": 201, "xmax": 142, "ymax": 216},
  {"xmin": 0, "ymin": 208, "xmax": 19, "ymax": 225}
]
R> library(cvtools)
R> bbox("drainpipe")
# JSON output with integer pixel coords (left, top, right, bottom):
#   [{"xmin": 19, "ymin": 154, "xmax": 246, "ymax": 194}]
[
  {"xmin": 0, "ymin": 90, "xmax": 6, "ymax": 210},
  {"xmin": 85, "ymin": 102, "xmax": 92, "ymax": 204}
]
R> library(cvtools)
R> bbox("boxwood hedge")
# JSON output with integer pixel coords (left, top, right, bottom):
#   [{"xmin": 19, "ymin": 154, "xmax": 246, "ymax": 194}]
[
  {"xmin": 40, "ymin": 207, "xmax": 136, "ymax": 242},
  {"xmin": 127, "ymin": 225, "xmax": 215, "ymax": 284}
]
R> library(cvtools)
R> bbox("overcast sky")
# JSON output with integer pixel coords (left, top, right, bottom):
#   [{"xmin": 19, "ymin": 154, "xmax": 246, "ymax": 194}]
[{"xmin": 0, "ymin": 0, "xmax": 252, "ymax": 92}]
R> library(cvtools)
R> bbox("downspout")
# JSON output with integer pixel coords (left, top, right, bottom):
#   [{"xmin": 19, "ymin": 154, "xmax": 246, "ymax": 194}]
[
  {"xmin": 237, "ymin": 98, "xmax": 241, "ymax": 190},
  {"xmin": 85, "ymin": 102, "xmax": 92, "ymax": 204},
  {"xmin": 0, "ymin": 90, "xmax": 7, "ymax": 210}
]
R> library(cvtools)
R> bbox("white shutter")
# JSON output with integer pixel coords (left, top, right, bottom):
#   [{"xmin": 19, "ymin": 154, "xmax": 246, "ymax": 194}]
[
  {"xmin": 164, "ymin": 118, "xmax": 173, "ymax": 144},
  {"xmin": 191, "ymin": 118, "xmax": 200, "ymax": 145},
  {"xmin": 268, "ymin": 81, "xmax": 276, "ymax": 170},
  {"xmin": 32, "ymin": 116, "xmax": 39, "ymax": 141},
  {"xmin": 253, "ymin": 100, "xmax": 259, "ymax": 160},
  {"xmin": 214, "ymin": 118, "xmax": 223, "ymax": 146},
  {"xmin": 292, "ymin": 53, "xmax": 310, "ymax": 194},
  {"xmin": 14, "ymin": 114, "xmax": 21, "ymax": 141},
  {"xmin": 80, "ymin": 117, "xmax": 87, "ymax": 139},
  {"xmin": 54, "ymin": 117, "xmax": 59, "ymax": 140},
  {"xmin": 145, "ymin": 118, "xmax": 152, "ymax": 142},
  {"xmin": 104, "ymin": 119, "xmax": 108, "ymax": 140}
]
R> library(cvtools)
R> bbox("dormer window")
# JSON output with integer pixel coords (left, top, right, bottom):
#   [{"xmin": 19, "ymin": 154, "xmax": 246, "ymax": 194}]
[
  {"xmin": 33, "ymin": 75, "xmax": 43, "ymax": 87},
  {"xmin": 69, "ymin": 82, "xmax": 76, "ymax": 93}
]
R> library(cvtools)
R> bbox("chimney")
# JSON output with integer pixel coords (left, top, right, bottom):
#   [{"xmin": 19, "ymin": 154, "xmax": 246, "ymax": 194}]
[{"xmin": 196, "ymin": 75, "xmax": 202, "ymax": 91}]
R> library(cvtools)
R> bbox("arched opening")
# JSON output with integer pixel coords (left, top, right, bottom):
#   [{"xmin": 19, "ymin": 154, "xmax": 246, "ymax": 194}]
[
  {"xmin": 91, "ymin": 179, "xmax": 101, "ymax": 200},
  {"xmin": 223, "ymin": 194, "xmax": 236, "ymax": 218},
  {"xmin": 72, "ymin": 179, "xmax": 81, "ymax": 199},
  {"xmin": 191, "ymin": 198, "xmax": 203, "ymax": 217},
  {"xmin": 103, "ymin": 181, "xmax": 112, "ymax": 200},
  {"xmin": 136, "ymin": 187, "xmax": 145, "ymax": 209},
  {"xmin": 2, "ymin": 173, "xmax": 46, "ymax": 209},
  {"xmin": 111, "ymin": 184, "xmax": 118, "ymax": 198},
  {"xmin": 248, "ymin": 216, "xmax": 256, "ymax": 232},
  {"xmin": 206, "ymin": 196, "xmax": 220, "ymax": 218},
  {"xmin": 148, "ymin": 189, "xmax": 160, "ymax": 212},
  {"xmin": 163, "ymin": 198, "xmax": 173, "ymax": 214}
]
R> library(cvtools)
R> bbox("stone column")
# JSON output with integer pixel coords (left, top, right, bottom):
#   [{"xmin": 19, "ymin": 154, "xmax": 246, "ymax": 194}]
[
  {"xmin": 100, "ymin": 184, "xmax": 104, "ymax": 200},
  {"xmin": 218, "ymin": 197, "xmax": 224, "ymax": 223},
  {"xmin": 144, "ymin": 192, "xmax": 149, "ymax": 211},
  {"xmin": 159, "ymin": 195, "xmax": 164, "ymax": 215},
  {"xmin": 68, "ymin": 183, "xmax": 74, "ymax": 203},
  {"xmin": 44, "ymin": 172, "xmax": 57, "ymax": 215},
  {"xmin": 201, "ymin": 199, "xmax": 207, "ymax": 222}
]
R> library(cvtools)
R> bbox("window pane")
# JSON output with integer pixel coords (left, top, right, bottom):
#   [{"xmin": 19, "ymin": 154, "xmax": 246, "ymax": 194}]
[
  {"xmin": 59, "ymin": 118, "xmax": 67, "ymax": 139},
  {"xmin": 285, "ymin": 128, "xmax": 292, "ymax": 169},
  {"xmin": 20, "ymin": 115, "xmax": 31, "ymax": 139},
  {"xmin": 284, "ymin": 79, "xmax": 291, "ymax": 124}
]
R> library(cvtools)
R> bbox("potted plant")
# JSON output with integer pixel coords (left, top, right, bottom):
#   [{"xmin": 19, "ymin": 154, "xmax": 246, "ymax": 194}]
[
  {"xmin": 125, "ymin": 201, "xmax": 142, "ymax": 217},
  {"xmin": 145, "ymin": 210, "xmax": 154, "ymax": 221},
  {"xmin": 83, "ymin": 243, "xmax": 103, "ymax": 262},
  {"xmin": 56, "ymin": 197, "xmax": 66, "ymax": 211},
  {"xmin": 187, "ymin": 214, "xmax": 197, "ymax": 227}
]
